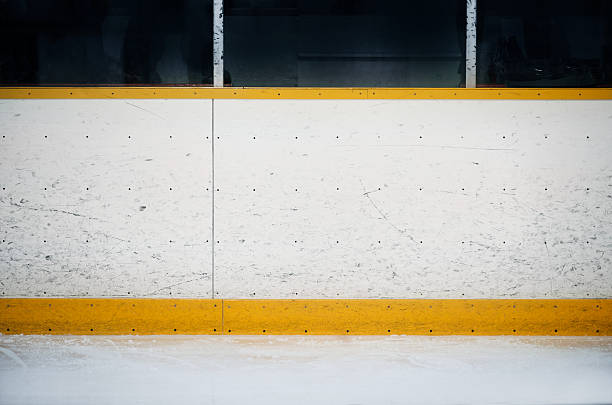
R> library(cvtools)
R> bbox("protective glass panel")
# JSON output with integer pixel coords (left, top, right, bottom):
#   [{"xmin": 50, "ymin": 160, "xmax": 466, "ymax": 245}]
[
  {"xmin": 0, "ymin": 0, "xmax": 213, "ymax": 85},
  {"xmin": 224, "ymin": 0, "xmax": 466, "ymax": 87},
  {"xmin": 477, "ymin": 0, "xmax": 612, "ymax": 87}
]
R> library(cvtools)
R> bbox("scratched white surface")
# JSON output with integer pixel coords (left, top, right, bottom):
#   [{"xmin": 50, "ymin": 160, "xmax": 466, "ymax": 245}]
[
  {"xmin": 0, "ymin": 100, "xmax": 213, "ymax": 297},
  {"xmin": 214, "ymin": 100, "xmax": 612, "ymax": 298},
  {"xmin": 1, "ymin": 99, "xmax": 611, "ymax": 298}
]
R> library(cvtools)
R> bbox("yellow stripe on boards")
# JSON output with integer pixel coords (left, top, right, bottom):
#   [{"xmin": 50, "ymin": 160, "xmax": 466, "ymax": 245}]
[
  {"xmin": 0, "ymin": 299, "xmax": 610, "ymax": 336},
  {"xmin": 223, "ymin": 299, "xmax": 610, "ymax": 336},
  {"xmin": 0, "ymin": 87, "xmax": 611, "ymax": 100},
  {"xmin": 0, "ymin": 299, "xmax": 222, "ymax": 335}
]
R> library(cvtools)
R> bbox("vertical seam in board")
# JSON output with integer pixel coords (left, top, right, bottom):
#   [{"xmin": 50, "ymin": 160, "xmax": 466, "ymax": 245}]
[
  {"xmin": 211, "ymin": 99, "xmax": 215, "ymax": 299},
  {"xmin": 221, "ymin": 299, "xmax": 224, "ymax": 335}
]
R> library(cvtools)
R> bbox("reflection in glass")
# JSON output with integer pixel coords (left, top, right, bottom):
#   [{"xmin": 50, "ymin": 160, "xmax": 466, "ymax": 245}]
[
  {"xmin": 225, "ymin": 0, "xmax": 466, "ymax": 87},
  {"xmin": 478, "ymin": 0, "xmax": 612, "ymax": 87},
  {"xmin": 0, "ymin": 0, "xmax": 213, "ymax": 85}
]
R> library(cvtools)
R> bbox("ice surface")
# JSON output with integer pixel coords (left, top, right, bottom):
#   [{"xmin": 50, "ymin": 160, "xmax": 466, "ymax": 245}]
[{"xmin": 0, "ymin": 335, "xmax": 611, "ymax": 405}]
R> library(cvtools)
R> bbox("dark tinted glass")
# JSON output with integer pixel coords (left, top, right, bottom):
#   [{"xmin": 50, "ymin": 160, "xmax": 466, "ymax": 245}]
[
  {"xmin": 0, "ymin": 0, "xmax": 213, "ymax": 85},
  {"xmin": 225, "ymin": 0, "xmax": 466, "ymax": 87},
  {"xmin": 477, "ymin": 0, "xmax": 612, "ymax": 87}
]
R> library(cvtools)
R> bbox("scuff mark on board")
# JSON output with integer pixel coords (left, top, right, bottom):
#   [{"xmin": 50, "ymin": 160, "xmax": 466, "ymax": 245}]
[
  {"xmin": 147, "ymin": 276, "xmax": 208, "ymax": 295},
  {"xmin": 2, "ymin": 198, "xmax": 99, "ymax": 220},
  {"xmin": 360, "ymin": 180, "xmax": 416, "ymax": 243},
  {"xmin": 123, "ymin": 101, "xmax": 166, "ymax": 120}
]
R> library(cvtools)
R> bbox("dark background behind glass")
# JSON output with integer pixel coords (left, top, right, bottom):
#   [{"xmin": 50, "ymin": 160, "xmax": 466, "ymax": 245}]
[
  {"xmin": 478, "ymin": 0, "xmax": 612, "ymax": 87},
  {"xmin": 1, "ymin": 0, "xmax": 611, "ymax": 87},
  {"xmin": 225, "ymin": 0, "xmax": 466, "ymax": 87},
  {"xmin": 0, "ymin": 0, "xmax": 213, "ymax": 85}
]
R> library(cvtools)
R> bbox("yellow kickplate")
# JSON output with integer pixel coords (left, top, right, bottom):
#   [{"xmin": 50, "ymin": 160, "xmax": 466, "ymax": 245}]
[
  {"xmin": 0, "ymin": 87, "xmax": 611, "ymax": 100},
  {"xmin": 0, "ymin": 299, "xmax": 221, "ymax": 335},
  {"xmin": 223, "ymin": 299, "xmax": 610, "ymax": 336},
  {"xmin": 1, "ymin": 299, "xmax": 609, "ymax": 335}
]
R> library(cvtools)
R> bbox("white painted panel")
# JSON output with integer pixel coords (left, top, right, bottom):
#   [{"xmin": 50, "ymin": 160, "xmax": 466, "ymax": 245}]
[
  {"xmin": 215, "ymin": 100, "xmax": 612, "ymax": 298},
  {"xmin": 0, "ymin": 100, "xmax": 213, "ymax": 297}
]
